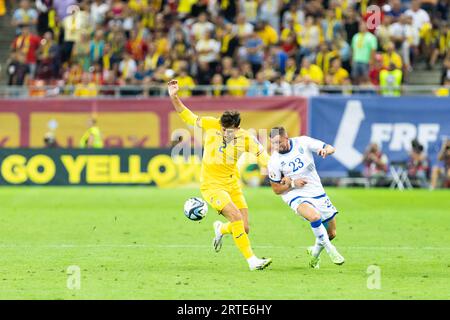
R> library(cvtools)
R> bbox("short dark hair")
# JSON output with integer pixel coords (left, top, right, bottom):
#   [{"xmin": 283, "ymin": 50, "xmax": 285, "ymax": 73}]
[
  {"xmin": 270, "ymin": 126, "xmax": 287, "ymax": 138},
  {"xmin": 220, "ymin": 110, "xmax": 241, "ymax": 128}
]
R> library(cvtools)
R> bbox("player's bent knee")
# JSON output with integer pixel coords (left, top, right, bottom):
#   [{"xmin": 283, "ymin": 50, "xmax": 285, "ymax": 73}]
[
  {"xmin": 244, "ymin": 224, "xmax": 250, "ymax": 234},
  {"xmin": 328, "ymin": 230, "xmax": 336, "ymax": 240},
  {"xmin": 226, "ymin": 209, "xmax": 242, "ymax": 222}
]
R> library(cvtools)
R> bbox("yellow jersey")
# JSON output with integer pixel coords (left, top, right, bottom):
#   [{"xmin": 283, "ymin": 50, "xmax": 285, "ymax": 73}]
[
  {"xmin": 226, "ymin": 76, "xmax": 250, "ymax": 97},
  {"xmin": 300, "ymin": 64, "xmax": 324, "ymax": 84},
  {"xmin": 176, "ymin": 75, "xmax": 195, "ymax": 97},
  {"xmin": 180, "ymin": 110, "xmax": 269, "ymax": 188}
]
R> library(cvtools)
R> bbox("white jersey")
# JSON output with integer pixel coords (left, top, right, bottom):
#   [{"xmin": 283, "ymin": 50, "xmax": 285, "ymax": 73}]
[{"xmin": 268, "ymin": 136, "xmax": 327, "ymax": 203}]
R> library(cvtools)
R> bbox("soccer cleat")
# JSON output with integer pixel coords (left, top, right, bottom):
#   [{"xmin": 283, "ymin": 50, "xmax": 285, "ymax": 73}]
[
  {"xmin": 212, "ymin": 221, "xmax": 223, "ymax": 253},
  {"xmin": 327, "ymin": 246, "xmax": 345, "ymax": 265},
  {"xmin": 249, "ymin": 257, "xmax": 272, "ymax": 271},
  {"xmin": 306, "ymin": 247, "xmax": 320, "ymax": 269}
]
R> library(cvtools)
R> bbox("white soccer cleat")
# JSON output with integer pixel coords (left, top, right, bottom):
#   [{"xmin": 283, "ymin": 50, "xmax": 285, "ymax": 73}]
[
  {"xmin": 327, "ymin": 246, "xmax": 345, "ymax": 265},
  {"xmin": 306, "ymin": 246, "xmax": 320, "ymax": 269},
  {"xmin": 248, "ymin": 257, "xmax": 272, "ymax": 271},
  {"xmin": 212, "ymin": 221, "xmax": 223, "ymax": 253}
]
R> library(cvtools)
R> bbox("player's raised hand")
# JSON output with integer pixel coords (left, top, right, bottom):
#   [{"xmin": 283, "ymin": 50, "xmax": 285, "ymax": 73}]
[
  {"xmin": 317, "ymin": 148, "xmax": 328, "ymax": 159},
  {"xmin": 167, "ymin": 80, "xmax": 179, "ymax": 97}
]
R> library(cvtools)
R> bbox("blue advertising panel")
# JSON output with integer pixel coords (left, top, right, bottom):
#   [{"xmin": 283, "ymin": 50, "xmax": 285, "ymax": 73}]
[{"xmin": 309, "ymin": 96, "xmax": 450, "ymax": 177}]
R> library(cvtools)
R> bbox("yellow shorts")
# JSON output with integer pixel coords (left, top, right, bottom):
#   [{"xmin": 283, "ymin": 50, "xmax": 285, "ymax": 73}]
[{"xmin": 200, "ymin": 184, "xmax": 248, "ymax": 212}]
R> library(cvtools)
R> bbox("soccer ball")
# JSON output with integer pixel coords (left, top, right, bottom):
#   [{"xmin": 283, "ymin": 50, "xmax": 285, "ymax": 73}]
[{"xmin": 183, "ymin": 197, "xmax": 208, "ymax": 221}]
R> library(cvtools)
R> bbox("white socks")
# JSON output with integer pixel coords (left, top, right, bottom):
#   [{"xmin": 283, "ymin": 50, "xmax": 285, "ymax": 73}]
[{"xmin": 310, "ymin": 219, "xmax": 333, "ymax": 254}]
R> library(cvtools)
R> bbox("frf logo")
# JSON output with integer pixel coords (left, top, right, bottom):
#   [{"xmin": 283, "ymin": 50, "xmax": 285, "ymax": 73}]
[{"xmin": 333, "ymin": 100, "xmax": 440, "ymax": 170}]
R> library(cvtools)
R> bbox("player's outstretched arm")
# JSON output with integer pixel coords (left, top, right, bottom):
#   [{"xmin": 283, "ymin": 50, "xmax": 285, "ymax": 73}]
[{"xmin": 168, "ymin": 79, "xmax": 199, "ymax": 126}]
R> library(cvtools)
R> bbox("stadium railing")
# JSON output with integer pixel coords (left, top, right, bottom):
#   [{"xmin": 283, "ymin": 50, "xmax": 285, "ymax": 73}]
[{"xmin": 0, "ymin": 84, "xmax": 448, "ymax": 98}]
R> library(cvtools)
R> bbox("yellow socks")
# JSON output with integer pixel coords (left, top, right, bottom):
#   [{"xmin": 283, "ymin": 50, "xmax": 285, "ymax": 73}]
[
  {"xmin": 230, "ymin": 220, "xmax": 254, "ymax": 259},
  {"xmin": 220, "ymin": 222, "xmax": 233, "ymax": 235}
]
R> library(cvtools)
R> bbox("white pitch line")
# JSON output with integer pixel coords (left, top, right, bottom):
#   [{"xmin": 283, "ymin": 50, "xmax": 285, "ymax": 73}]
[{"xmin": 0, "ymin": 244, "xmax": 449, "ymax": 251}]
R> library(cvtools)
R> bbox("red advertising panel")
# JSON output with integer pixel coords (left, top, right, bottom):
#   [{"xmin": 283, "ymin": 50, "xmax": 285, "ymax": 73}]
[{"xmin": 0, "ymin": 97, "xmax": 308, "ymax": 148}]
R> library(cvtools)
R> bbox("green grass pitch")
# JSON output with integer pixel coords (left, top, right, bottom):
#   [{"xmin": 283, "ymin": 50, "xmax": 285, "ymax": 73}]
[{"xmin": 0, "ymin": 187, "xmax": 449, "ymax": 299}]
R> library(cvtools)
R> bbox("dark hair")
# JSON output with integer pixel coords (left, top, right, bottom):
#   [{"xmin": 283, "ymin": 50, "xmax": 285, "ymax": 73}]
[
  {"xmin": 411, "ymin": 139, "xmax": 423, "ymax": 153},
  {"xmin": 270, "ymin": 126, "xmax": 287, "ymax": 138},
  {"xmin": 220, "ymin": 110, "xmax": 241, "ymax": 128}
]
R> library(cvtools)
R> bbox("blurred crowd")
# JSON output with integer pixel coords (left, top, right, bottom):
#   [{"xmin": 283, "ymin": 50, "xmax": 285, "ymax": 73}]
[{"xmin": 3, "ymin": 0, "xmax": 450, "ymax": 97}]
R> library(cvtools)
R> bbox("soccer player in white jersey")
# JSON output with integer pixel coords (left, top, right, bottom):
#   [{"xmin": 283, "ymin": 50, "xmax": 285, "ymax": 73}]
[{"xmin": 267, "ymin": 127, "xmax": 345, "ymax": 268}]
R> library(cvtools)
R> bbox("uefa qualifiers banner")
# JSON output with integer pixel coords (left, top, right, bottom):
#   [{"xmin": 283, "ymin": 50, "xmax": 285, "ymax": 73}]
[
  {"xmin": 0, "ymin": 148, "xmax": 202, "ymax": 186},
  {"xmin": 310, "ymin": 96, "xmax": 450, "ymax": 177},
  {"xmin": 0, "ymin": 97, "xmax": 308, "ymax": 148}
]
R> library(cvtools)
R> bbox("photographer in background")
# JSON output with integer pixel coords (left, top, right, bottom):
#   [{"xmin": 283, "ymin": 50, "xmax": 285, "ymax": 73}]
[
  {"xmin": 363, "ymin": 143, "xmax": 389, "ymax": 186},
  {"xmin": 408, "ymin": 139, "xmax": 430, "ymax": 188},
  {"xmin": 430, "ymin": 139, "xmax": 450, "ymax": 189},
  {"xmin": 43, "ymin": 131, "xmax": 58, "ymax": 148}
]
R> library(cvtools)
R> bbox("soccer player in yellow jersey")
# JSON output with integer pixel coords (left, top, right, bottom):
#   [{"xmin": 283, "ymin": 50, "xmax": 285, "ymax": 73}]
[{"xmin": 168, "ymin": 80, "xmax": 272, "ymax": 271}]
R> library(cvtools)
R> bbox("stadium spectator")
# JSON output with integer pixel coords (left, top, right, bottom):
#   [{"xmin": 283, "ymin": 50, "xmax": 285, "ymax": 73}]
[
  {"xmin": 380, "ymin": 62, "xmax": 403, "ymax": 96},
  {"xmin": 325, "ymin": 57, "xmax": 351, "ymax": 86},
  {"xmin": 429, "ymin": 21, "xmax": 449, "ymax": 68},
  {"xmin": 405, "ymin": 0, "xmax": 430, "ymax": 31},
  {"xmin": 389, "ymin": 14, "xmax": 419, "ymax": 71},
  {"xmin": 297, "ymin": 56, "xmax": 324, "ymax": 85},
  {"xmin": 281, "ymin": 2, "xmax": 305, "ymax": 30},
  {"xmin": 36, "ymin": 31, "xmax": 60, "ymax": 80},
  {"xmin": 90, "ymin": 0, "xmax": 110, "ymax": 26},
  {"xmin": 369, "ymin": 54, "xmax": 385, "ymax": 85},
  {"xmin": 322, "ymin": 9, "xmax": 342, "ymax": 44},
  {"xmin": 195, "ymin": 31, "xmax": 220, "ymax": 70},
  {"xmin": 61, "ymin": 2, "xmax": 90, "ymax": 63},
  {"xmin": 12, "ymin": 0, "xmax": 37, "ymax": 33},
  {"xmin": 376, "ymin": 14, "xmax": 394, "ymax": 51},
  {"xmin": 234, "ymin": 13, "xmax": 254, "ymax": 39},
  {"xmin": 219, "ymin": 23, "xmax": 239, "ymax": 58},
  {"xmin": 430, "ymin": 139, "xmax": 450, "ymax": 189},
  {"xmin": 191, "ymin": 12, "xmax": 214, "ymax": 41},
  {"xmin": 247, "ymin": 71, "xmax": 272, "ymax": 97},
  {"xmin": 6, "ymin": 51, "xmax": 30, "ymax": 86},
  {"xmin": 211, "ymin": 73, "xmax": 225, "ymax": 97},
  {"xmin": 256, "ymin": 20, "xmax": 279, "ymax": 47},
  {"xmin": 119, "ymin": 52, "xmax": 137, "ymax": 85},
  {"xmin": 363, "ymin": 143, "xmax": 389, "ymax": 185},
  {"xmin": 408, "ymin": 139, "xmax": 430, "ymax": 188},
  {"xmin": 226, "ymin": 68, "xmax": 250, "ymax": 96},
  {"xmin": 11, "ymin": 24, "xmax": 41, "ymax": 78},
  {"xmin": 382, "ymin": 42, "xmax": 403, "ymax": 70},
  {"xmin": 270, "ymin": 74, "xmax": 292, "ymax": 96},
  {"xmin": 351, "ymin": 21, "xmax": 378, "ymax": 84},
  {"xmin": 73, "ymin": 72, "xmax": 97, "ymax": 97},
  {"xmin": 176, "ymin": 68, "xmax": 196, "ymax": 98},
  {"xmin": 292, "ymin": 74, "xmax": 320, "ymax": 97},
  {"xmin": 35, "ymin": 0, "xmax": 53, "ymax": 36},
  {"xmin": 344, "ymin": 8, "xmax": 359, "ymax": 45},
  {"xmin": 244, "ymin": 32, "xmax": 264, "ymax": 75},
  {"xmin": 296, "ymin": 15, "xmax": 321, "ymax": 63},
  {"xmin": 284, "ymin": 57, "xmax": 298, "ymax": 83},
  {"xmin": 270, "ymin": 45, "xmax": 288, "ymax": 75},
  {"xmin": 125, "ymin": 29, "xmax": 148, "ymax": 61},
  {"xmin": 385, "ymin": 0, "xmax": 405, "ymax": 19},
  {"xmin": 315, "ymin": 42, "xmax": 339, "ymax": 76}
]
